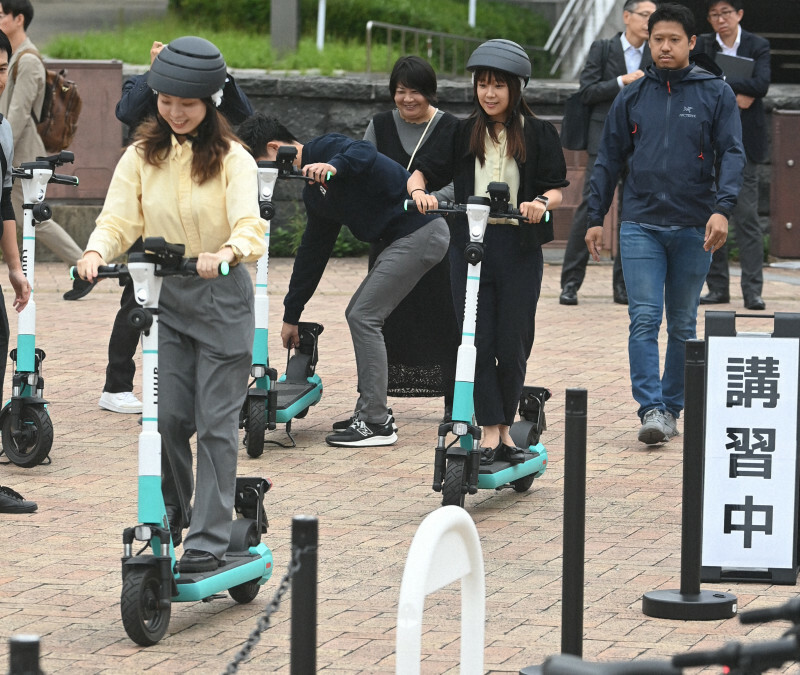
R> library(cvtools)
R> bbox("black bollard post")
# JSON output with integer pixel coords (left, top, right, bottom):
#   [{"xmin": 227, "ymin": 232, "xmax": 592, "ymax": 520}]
[
  {"xmin": 8, "ymin": 634, "xmax": 41, "ymax": 675},
  {"xmin": 642, "ymin": 339, "xmax": 737, "ymax": 620},
  {"xmin": 520, "ymin": 388, "xmax": 587, "ymax": 675},
  {"xmin": 290, "ymin": 515, "xmax": 318, "ymax": 675}
]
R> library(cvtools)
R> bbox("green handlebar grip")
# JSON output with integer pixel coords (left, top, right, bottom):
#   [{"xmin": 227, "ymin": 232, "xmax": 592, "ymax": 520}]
[
  {"xmin": 545, "ymin": 211, "xmax": 550, "ymax": 223},
  {"xmin": 220, "ymin": 261, "xmax": 230, "ymax": 276},
  {"xmin": 69, "ymin": 265, "xmax": 76, "ymax": 280},
  {"xmin": 326, "ymin": 170, "xmax": 333, "ymax": 182}
]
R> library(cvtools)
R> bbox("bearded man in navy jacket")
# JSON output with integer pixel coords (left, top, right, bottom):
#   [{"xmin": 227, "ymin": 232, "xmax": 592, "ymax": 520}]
[
  {"xmin": 237, "ymin": 114, "xmax": 449, "ymax": 449},
  {"xmin": 693, "ymin": 0, "xmax": 771, "ymax": 311},
  {"xmin": 585, "ymin": 3, "xmax": 745, "ymax": 446}
]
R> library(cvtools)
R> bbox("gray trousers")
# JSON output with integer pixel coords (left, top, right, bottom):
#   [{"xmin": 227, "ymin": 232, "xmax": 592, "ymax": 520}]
[
  {"xmin": 706, "ymin": 159, "xmax": 764, "ymax": 301},
  {"xmin": 158, "ymin": 265, "xmax": 254, "ymax": 560},
  {"xmin": 12, "ymin": 181, "xmax": 83, "ymax": 266},
  {"xmin": 346, "ymin": 218, "xmax": 449, "ymax": 424}
]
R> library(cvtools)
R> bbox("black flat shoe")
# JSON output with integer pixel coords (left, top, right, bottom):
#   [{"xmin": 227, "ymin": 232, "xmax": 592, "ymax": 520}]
[
  {"xmin": 179, "ymin": 549, "xmax": 222, "ymax": 573},
  {"xmin": 745, "ymin": 295, "xmax": 766, "ymax": 310},
  {"xmin": 502, "ymin": 443, "xmax": 527, "ymax": 464},
  {"xmin": 699, "ymin": 290, "xmax": 730, "ymax": 305},
  {"xmin": 559, "ymin": 284, "xmax": 578, "ymax": 306},
  {"xmin": 480, "ymin": 442, "xmax": 503, "ymax": 465},
  {"xmin": 613, "ymin": 286, "xmax": 628, "ymax": 305}
]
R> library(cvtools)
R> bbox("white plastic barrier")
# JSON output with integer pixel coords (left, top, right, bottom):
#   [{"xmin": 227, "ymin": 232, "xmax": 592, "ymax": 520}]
[{"xmin": 395, "ymin": 505, "xmax": 485, "ymax": 674}]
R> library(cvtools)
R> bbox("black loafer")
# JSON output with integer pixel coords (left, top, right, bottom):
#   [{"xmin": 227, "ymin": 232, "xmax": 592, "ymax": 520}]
[
  {"xmin": 745, "ymin": 295, "xmax": 766, "ymax": 310},
  {"xmin": 699, "ymin": 290, "xmax": 730, "ymax": 305},
  {"xmin": 480, "ymin": 442, "xmax": 502, "ymax": 465},
  {"xmin": 613, "ymin": 286, "xmax": 628, "ymax": 305},
  {"xmin": 503, "ymin": 443, "xmax": 527, "ymax": 464},
  {"xmin": 179, "ymin": 549, "xmax": 222, "ymax": 573}
]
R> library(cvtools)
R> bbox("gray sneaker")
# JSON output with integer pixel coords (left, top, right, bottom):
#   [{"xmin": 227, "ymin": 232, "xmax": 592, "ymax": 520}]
[
  {"xmin": 638, "ymin": 409, "xmax": 670, "ymax": 445},
  {"xmin": 663, "ymin": 411, "xmax": 679, "ymax": 439}
]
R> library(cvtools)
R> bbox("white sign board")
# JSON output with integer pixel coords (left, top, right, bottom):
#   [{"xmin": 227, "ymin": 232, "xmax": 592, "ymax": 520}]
[{"xmin": 702, "ymin": 336, "xmax": 799, "ymax": 571}]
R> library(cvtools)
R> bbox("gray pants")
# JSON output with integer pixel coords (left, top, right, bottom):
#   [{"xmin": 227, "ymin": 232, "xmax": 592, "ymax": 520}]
[
  {"xmin": 12, "ymin": 181, "xmax": 83, "ymax": 266},
  {"xmin": 346, "ymin": 218, "xmax": 449, "ymax": 424},
  {"xmin": 706, "ymin": 159, "xmax": 764, "ymax": 301},
  {"xmin": 158, "ymin": 265, "xmax": 254, "ymax": 560}
]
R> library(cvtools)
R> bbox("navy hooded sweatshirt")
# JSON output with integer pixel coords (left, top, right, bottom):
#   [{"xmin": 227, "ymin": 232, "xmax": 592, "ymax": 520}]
[{"xmin": 587, "ymin": 61, "xmax": 745, "ymax": 230}]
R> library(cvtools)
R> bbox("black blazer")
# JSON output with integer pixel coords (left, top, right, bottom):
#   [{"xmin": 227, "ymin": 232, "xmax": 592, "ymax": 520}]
[
  {"xmin": 692, "ymin": 29, "xmax": 771, "ymax": 163},
  {"xmin": 579, "ymin": 34, "xmax": 653, "ymax": 155}
]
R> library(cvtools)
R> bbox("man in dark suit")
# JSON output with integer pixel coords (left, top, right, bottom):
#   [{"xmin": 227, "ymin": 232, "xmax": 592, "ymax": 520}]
[
  {"xmin": 695, "ymin": 0, "xmax": 770, "ymax": 310},
  {"xmin": 559, "ymin": 0, "xmax": 656, "ymax": 306}
]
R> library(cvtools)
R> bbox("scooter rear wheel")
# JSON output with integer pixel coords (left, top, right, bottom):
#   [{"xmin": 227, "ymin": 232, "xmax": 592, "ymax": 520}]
[
  {"xmin": 245, "ymin": 397, "xmax": 266, "ymax": 458},
  {"xmin": 121, "ymin": 566, "xmax": 171, "ymax": 646},
  {"xmin": 511, "ymin": 474, "xmax": 535, "ymax": 493},
  {"xmin": 1, "ymin": 403, "xmax": 53, "ymax": 468},
  {"xmin": 509, "ymin": 420, "xmax": 540, "ymax": 449},
  {"xmin": 441, "ymin": 457, "xmax": 466, "ymax": 508}
]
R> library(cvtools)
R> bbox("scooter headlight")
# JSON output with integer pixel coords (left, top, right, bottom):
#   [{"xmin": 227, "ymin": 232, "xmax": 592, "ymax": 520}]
[
  {"xmin": 251, "ymin": 365, "xmax": 267, "ymax": 379},
  {"xmin": 453, "ymin": 422, "xmax": 468, "ymax": 436},
  {"xmin": 134, "ymin": 525, "xmax": 152, "ymax": 541},
  {"xmin": 26, "ymin": 373, "xmax": 38, "ymax": 387}
]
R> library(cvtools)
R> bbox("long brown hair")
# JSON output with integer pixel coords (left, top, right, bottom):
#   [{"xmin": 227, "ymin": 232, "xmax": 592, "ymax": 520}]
[
  {"xmin": 468, "ymin": 67, "xmax": 535, "ymax": 166},
  {"xmin": 134, "ymin": 99, "xmax": 237, "ymax": 184}
]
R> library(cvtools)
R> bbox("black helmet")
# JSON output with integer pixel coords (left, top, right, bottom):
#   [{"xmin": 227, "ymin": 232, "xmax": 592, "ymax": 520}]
[
  {"xmin": 147, "ymin": 36, "xmax": 227, "ymax": 99},
  {"xmin": 466, "ymin": 39, "xmax": 531, "ymax": 86}
]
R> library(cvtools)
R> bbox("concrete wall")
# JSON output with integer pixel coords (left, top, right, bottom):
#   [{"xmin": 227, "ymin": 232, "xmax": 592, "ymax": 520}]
[{"xmin": 41, "ymin": 67, "xmax": 800, "ymax": 262}]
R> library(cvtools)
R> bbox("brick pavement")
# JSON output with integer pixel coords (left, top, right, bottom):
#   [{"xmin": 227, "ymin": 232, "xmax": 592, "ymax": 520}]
[{"xmin": 0, "ymin": 257, "xmax": 799, "ymax": 674}]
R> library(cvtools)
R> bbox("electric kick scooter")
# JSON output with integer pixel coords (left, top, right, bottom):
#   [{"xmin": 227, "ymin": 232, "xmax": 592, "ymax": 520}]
[
  {"xmin": 240, "ymin": 145, "xmax": 324, "ymax": 457},
  {"xmin": 410, "ymin": 182, "xmax": 550, "ymax": 508},
  {"xmin": 0, "ymin": 151, "xmax": 78, "ymax": 467},
  {"xmin": 76, "ymin": 237, "xmax": 274, "ymax": 646}
]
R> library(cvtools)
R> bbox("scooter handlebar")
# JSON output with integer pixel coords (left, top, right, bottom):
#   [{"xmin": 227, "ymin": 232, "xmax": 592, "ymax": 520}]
[
  {"xmin": 403, "ymin": 198, "xmax": 550, "ymax": 223},
  {"xmin": 671, "ymin": 635, "xmax": 800, "ymax": 670},
  {"xmin": 51, "ymin": 173, "xmax": 79, "ymax": 186},
  {"xmin": 180, "ymin": 260, "xmax": 230, "ymax": 276},
  {"xmin": 69, "ymin": 264, "xmax": 129, "ymax": 282},
  {"xmin": 739, "ymin": 597, "xmax": 800, "ymax": 625}
]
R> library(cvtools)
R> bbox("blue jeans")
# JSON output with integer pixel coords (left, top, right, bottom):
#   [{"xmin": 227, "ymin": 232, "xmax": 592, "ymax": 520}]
[{"xmin": 620, "ymin": 222, "xmax": 711, "ymax": 420}]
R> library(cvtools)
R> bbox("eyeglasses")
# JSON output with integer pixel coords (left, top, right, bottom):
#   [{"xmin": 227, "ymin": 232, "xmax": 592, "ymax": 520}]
[
  {"xmin": 630, "ymin": 10, "xmax": 653, "ymax": 19},
  {"xmin": 708, "ymin": 9, "xmax": 736, "ymax": 21}
]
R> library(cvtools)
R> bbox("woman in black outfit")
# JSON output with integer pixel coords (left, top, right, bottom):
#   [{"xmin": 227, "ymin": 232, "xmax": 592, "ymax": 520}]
[{"xmin": 362, "ymin": 56, "xmax": 460, "ymax": 422}]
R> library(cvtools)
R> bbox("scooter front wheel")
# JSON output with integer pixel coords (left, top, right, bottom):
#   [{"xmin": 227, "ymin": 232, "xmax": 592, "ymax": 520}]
[
  {"xmin": 1, "ymin": 403, "xmax": 53, "ymax": 467},
  {"xmin": 244, "ymin": 397, "xmax": 266, "ymax": 458},
  {"xmin": 511, "ymin": 474, "xmax": 535, "ymax": 493},
  {"xmin": 120, "ymin": 566, "xmax": 171, "ymax": 646},
  {"xmin": 441, "ymin": 457, "xmax": 466, "ymax": 508}
]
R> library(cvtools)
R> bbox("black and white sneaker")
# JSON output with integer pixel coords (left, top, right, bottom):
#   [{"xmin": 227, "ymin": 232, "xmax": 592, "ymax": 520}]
[
  {"xmin": 326, "ymin": 415, "xmax": 398, "ymax": 447},
  {"xmin": 332, "ymin": 408, "xmax": 396, "ymax": 432}
]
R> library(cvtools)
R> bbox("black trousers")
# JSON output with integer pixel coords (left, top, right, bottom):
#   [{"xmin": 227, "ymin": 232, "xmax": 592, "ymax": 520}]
[
  {"xmin": 104, "ymin": 239, "xmax": 143, "ymax": 393},
  {"xmin": 704, "ymin": 159, "xmax": 763, "ymax": 301},
  {"xmin": 560, "ymin": 155, "xmax": 624, "ymax": 293}
]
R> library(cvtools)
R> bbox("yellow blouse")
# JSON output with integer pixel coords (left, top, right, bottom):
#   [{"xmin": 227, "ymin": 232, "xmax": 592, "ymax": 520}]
[
  {"xmin": 474, "ymin": 125, "xmax": 521, "ymax": 225},
  {"xmin": 87, "ymin": 135, "xmax": 267, "ymax": 263}
]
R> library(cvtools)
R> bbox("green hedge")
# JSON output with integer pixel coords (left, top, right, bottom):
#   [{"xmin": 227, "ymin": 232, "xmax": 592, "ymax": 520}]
[{"xmin": 166, "ymin": 0, "xmax": 551, "ymax": 49}]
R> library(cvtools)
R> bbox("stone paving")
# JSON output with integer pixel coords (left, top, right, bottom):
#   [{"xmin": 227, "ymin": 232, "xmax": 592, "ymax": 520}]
[{"xmin": 0, "ymin": 257, "xmax": 799, "ymax": 674}]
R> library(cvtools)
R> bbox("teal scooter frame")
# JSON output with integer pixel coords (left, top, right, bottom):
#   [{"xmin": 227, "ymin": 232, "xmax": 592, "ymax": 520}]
[
  {"xmin": 411, "ymin": 182, "xmax": 550, "ymax": 507},
  {"xmin": 76, "ymin": 237, "xmax": 274, "ymax": 646},
  {"xmin": 0, "ymin": 151, "xmax": 78, "ymax": 467},
  {"xmin": 240, "ymin": 146, "xmax": 324, "ymax": 457}
]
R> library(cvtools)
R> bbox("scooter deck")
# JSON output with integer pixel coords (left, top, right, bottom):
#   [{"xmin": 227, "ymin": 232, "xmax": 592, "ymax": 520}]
[
  {"xmin": 173, "ymin": 543, "xmax": 273, "ymax": 602},
  {"xmin": 476, "ymin": 443, "xmax": 548, "ymax": 490},
  {"xmin": 273, "ymin": 380, "xmax": 322, "ymax": 423}
]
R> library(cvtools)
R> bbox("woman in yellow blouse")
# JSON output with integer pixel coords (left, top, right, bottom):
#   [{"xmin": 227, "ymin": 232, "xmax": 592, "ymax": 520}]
[{"xmin": 77, "ymin": 37, "xmax": 267, "ymax": 573}]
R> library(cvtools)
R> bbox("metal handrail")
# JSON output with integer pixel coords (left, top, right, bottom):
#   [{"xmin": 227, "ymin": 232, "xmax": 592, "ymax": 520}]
[{"xmin": 365, "ymin": 20, "xmax": 545, "ymax": 76}]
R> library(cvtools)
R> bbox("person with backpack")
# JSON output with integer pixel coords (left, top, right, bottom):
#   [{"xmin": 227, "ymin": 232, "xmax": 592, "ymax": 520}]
[
  {"xmin": 0, "ymin": 0, "xmax": 93, "ymax": 301},
  {"xmin": 559, "ymin": 0, "xmax": 656, "ymax": 307}
]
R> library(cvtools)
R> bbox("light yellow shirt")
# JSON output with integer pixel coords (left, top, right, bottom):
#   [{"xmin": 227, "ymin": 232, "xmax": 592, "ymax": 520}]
[
  {"xmin": 474, "ymin": 125, "xmax": 521, "ymax": 224},
  {"xmin": 87, "ymin": 135, "xmax": 267, "ymax": 263}
]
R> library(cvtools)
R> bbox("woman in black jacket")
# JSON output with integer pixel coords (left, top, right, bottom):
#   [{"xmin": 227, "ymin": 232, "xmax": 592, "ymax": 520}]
[{"xmin": 408, "ymin": 40, "xmax": 568, "ymax": 464}]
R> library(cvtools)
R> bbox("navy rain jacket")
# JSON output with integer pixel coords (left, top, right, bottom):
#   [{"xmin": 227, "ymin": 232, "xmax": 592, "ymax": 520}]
[{"xmin": 587, "ymin": 60, "xmax": 745, "ymax": 229}]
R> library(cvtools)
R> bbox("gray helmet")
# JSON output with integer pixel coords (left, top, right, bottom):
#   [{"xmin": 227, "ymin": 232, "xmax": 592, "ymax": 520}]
[
  {"xmin": 147, "ymin": 36, "xmax": 227, "ymax": 99},
  {"xmin": 466, "ymin": 39, "xmax": 531, "ymax": 85}
]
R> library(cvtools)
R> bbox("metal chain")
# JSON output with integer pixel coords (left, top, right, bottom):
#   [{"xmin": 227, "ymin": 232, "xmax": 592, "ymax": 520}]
[{"xmin": 222, "ymin": 544, "xmax": 314, "ymax": 674}]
